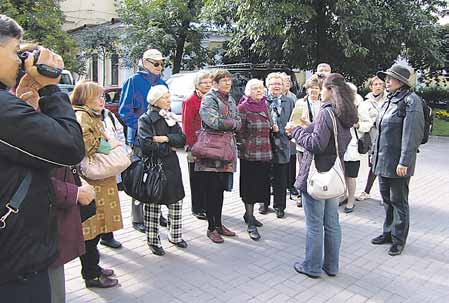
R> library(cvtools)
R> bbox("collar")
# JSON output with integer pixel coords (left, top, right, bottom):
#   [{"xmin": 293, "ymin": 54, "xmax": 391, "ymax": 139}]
[
  {"xmin": 388, "ymin": 87, "xmax": 410, "ymax": 103},
  {"xmin": 138, "ymin": 71, "xmax": 161, "ymax": 85}
]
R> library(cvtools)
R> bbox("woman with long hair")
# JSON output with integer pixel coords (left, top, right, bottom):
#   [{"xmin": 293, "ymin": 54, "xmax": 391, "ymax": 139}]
[{"xmin": 287, "ymin": 73, "xmax": 357, "ymax": 278}]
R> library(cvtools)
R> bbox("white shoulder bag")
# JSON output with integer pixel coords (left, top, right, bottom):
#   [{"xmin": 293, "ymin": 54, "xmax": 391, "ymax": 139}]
[{"xmin": 307, "ymin": 109, "xmax": 347, "ymax": 200}]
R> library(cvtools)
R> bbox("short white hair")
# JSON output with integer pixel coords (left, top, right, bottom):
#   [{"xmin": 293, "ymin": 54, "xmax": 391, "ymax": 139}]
[
  {"xmin": 194, "ymin": 71, "xmax": 211, "ymax": 89},
  {"xmin": 265, "ymin": 72, "xmax": 283, "ymax": 87},
  {"xmin": 147, "ymin": 85, "xmax": 169, "ymax": 105},
  {"xmin": 244, "ymin": 79, "xmax": 264, "ymax": 96}
]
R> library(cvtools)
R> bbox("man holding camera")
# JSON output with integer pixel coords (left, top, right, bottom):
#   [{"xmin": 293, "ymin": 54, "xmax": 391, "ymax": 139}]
[{"xmin": 0, "ymin": 15, "xmax": 85, "ymax": 302}]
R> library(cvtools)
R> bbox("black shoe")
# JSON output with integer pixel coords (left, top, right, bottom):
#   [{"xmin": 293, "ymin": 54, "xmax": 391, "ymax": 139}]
[
  {"xmin": 132, "ymin": 222, "xmax": 145, "ymax": 233},
  {"xmin": 289, "ymin": 187, "xmax": 299, "ymax": 196},
  {"xmin": 159, "ymin": 215, "xmax": 168, "ymax": 227},
  {"xmin": 85, "ymin": 275, "xmax": 118, "ymax": 288},
  {"xmin": 169, "ymin": 239, "xmax": 188, "ymax": 248},
  {"xmin": 148, "ymin": 244, "xmax": 165, "ymax": 256},
  {"xmin": 247, "ymin": 226, "xmax": 261, "ymax": 241},
  {"xmin": 100, "ymin": 238, "xmax": 122, "ymax": 249},
  {"xmin": 275, "ymin": 208, "xmax": 285, "ymax": 218},
  {"xmin": 371, "ymin": 234, "xmax": 392, "ymax": 245},
  {"xmin": 243, "ymin": 214, "xmax": 263, "ymax": 227},
  {"xmin": 192, "ymin": 211, "xmax": 207, "ymax": 220},
  {"xmin": 296, "ymin": 200, "xmax": 302, "ymax": 208},
  {"xmin": 388, "ymin": 244, "xmax": 404, "ymax": 256},
  {"xmin": 259, "ymin": 204, "xmax": 268, "ymax": 215},
  {"xmin": 293, "ymin": 262, "xmax": 319, "ymax": 279},
  {"xmin": 322, "ymin": 267, "xmax": 336, "ymax": 277}
]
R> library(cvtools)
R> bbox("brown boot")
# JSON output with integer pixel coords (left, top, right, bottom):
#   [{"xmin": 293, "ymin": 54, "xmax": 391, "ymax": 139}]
[
  {"xmin": 207, "ymin": 230, "xmax": 224, "ymax": 243},
  {"xmin": 217, "ymin": 225, "xmax": 236, "ymax": 237}
]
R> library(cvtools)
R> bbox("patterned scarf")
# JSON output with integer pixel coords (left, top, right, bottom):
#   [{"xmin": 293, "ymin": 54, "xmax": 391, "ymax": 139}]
[{"xmin": 159, "ymin": 109, "xmax": 179, "ymax": 127}]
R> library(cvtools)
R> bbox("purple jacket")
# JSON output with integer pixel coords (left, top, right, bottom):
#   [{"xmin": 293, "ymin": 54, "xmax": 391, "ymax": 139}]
[
  {"xmin": 292, "ymin": 103, "xmax": 352, "ymax": 193},
  {"xmin": 51, "ymin": 167, "xmax": 85, "ymax": 267}
]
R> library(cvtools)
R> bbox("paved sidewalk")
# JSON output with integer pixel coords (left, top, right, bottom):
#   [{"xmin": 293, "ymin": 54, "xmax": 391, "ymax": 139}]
[{"xmin": 65, "ymin": 136, "xmax": 449, "ymax": 303}]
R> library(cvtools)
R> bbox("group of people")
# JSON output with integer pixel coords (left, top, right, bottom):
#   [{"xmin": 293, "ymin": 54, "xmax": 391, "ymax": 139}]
[{"xmin": 0, "ymin": 13, "xmax": 426, "ymax": 303}]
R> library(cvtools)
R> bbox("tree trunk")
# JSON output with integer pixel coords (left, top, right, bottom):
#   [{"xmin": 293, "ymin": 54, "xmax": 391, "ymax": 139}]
[{"xmin": 172, "ymin": 34, "xmax": 186, "ymax": 74}]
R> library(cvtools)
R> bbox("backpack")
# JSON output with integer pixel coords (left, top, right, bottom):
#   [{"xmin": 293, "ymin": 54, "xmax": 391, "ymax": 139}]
[{"xmin": 397, "ymin": 93, "xmax": 433, "ymax": 145}]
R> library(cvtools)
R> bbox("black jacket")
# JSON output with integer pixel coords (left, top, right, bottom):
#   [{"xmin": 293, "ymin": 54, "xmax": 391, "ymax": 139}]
[
  {"xmin": 372, "ymin": 88, "xmax": 424, "ymax": 178},
  {"xmin": 0, "ymin": 84, "xmax": 85, "ymax": 284},
  {"xmin": 136, "ymin": 110, "xmax": 185, "ymax": 204}
]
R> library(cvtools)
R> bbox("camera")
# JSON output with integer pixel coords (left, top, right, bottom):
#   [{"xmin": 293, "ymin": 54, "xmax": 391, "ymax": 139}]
[
  {"xmin": 316, "ymin": 72, "xmax": 326, "ymax": 79},
  {"xmin": 17, "ymin": 50, "xmax": 62, "ymax": 83}
]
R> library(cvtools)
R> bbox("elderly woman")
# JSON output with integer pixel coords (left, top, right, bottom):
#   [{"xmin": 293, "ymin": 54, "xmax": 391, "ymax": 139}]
[
  {"xmin": 237, "ymin": 79, "xmax": 272, "ymax": 241},
  {"xmin": 287, "ymin": 73, "xmax": 357, "ymax": 278},
  {"xmin": 137, "ymin": 85, "xmax": 187, "ymax": 256},
  {"xmin": 196, "ymin": 69, "xmax": 241, "ymax": 244},
  {"xmin": 182, "ymin": 71, "xmax": 212, "ymax": 220},
  {"xmin": 357, "ymin": 76, "xmax": 387, "ymax": 202},
  {"xmin": 72, "ymin": 81, "xmax": 123, "ymax": 288},
  {"xmin": 260, "ymin": 72, "xmax": 294, "ymax": 218},
  {"xmin": 293, "ymin": 76, "xmax": 322, "ymax": 207}
]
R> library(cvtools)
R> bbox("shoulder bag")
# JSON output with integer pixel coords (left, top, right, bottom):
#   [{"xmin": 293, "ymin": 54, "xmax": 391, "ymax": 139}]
[
  {"xmin": 354, "ymin": 128, "xmax": 371, "ymax": 154},
  {"xmin": 80, "ymin": 146, "xmax": 131, "ymax": 180},
  {"xmin": 191, "ymin": 129, "xmax": 236, "ymax": 162},
  {"xmin": 307, "ymin": 109, "xmax": 347, "ymax": 200}
]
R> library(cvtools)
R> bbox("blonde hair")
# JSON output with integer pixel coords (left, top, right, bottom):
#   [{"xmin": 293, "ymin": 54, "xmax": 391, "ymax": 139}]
[{"xmin": 71, "ymin": 80, "xmax": 104, "ymax": 106}]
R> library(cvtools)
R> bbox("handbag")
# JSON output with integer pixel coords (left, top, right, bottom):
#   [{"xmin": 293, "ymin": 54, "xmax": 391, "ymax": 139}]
[
  {"xmin": 80, "ymin": 145, "xmax": 131, "ymax": 180},
  {"xmin": 307, "ymin": 109, "xmax": 347, "ymax": 200},
  {"xmin": 191, "ymin": 129, "xmax": 236, "ymax": 162},
  {"xmin": 70, "ymin": 167, "xmax": 97, "ymax": 223},
  {"xmin": 121, "ymin": 155, "xmax": 167, "ymax": 203},
  {"xmin": 354, "ymin": 128, "xmax": 372, "ymax": 154}
]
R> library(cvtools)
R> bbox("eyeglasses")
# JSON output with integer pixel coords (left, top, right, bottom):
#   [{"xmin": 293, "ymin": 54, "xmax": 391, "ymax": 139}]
[
  {"xmin": 145, "ymin": 59, "xmax": 163, "ymax": 67},
  {"xmin": 199, "ymin": 81, "xmax": 212, "ymax": 85}
]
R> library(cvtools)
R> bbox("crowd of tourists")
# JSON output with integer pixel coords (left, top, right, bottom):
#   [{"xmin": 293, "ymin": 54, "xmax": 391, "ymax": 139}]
[{"xmin": 0, "ymin": 14, "xmax": 426, "ymax": 302}]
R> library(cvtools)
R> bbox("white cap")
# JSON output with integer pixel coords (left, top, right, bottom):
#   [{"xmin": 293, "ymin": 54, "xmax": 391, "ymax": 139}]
[
  {"xmin": 147, "ymin": 85, "xmax": 169, "ymax": 105},
  {"xmin": 143, "ymin": 49, "xmax": 164, "ymax": 61}
]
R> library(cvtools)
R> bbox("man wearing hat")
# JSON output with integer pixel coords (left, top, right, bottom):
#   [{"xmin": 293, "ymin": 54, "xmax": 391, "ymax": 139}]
[
  {"xmin": 118, "ymin": 48, "xmax": 168, "ymax": 233},
  {"xmin": 370, "ymin": 64, "xmax": 425, "ymax": 256}
]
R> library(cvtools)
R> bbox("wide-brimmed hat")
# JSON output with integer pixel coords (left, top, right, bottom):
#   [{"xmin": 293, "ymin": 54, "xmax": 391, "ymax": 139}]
[
  {"xmin": 377, "ymin": 64, "xmax": 411, "ymax": 87},
  {"xmin": 143, "ymin": 49, "xmax": 164, "ymax": 61}
]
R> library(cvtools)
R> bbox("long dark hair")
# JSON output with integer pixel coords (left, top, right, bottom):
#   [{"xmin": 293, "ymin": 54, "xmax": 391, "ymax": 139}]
[{"xmin": 323, "ymin": 73, "xmax": 357, "ymax": 127}]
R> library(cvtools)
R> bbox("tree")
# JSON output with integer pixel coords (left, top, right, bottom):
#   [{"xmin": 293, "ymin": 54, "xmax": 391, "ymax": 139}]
[
  {"xmin": 202, "ymin": 0, "xmax": 447, "ymax": 85},
  {"xmin": 75, "ymin": 25, "xmax": 122, "ymax": 85},
  {"xmin": 0, "ymin": 0, "xmax": 79, "ymax": 73},
  {"xmin": 116, "ymin": 0, "xmax": 205, "ymax": 73}
]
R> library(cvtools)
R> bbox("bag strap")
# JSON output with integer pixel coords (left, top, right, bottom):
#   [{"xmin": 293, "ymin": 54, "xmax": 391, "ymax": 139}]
[
  {"xmin": 326, "ymin": 108, "xmax": 341, "ymax": 160},
  {"xmin": 353, "ymin": 127, "xmax": 359, "ymax": 140},
  {"xmin": 0, "ymin": 172, "xmax": 33, "ymax": 229},
  {"xmin": 107, "ymin": 110, "xmax": 117, "ymax": 131},
  {"xmin": 306, "ymin": 97, "xmax": 314, "ymax": 122}
]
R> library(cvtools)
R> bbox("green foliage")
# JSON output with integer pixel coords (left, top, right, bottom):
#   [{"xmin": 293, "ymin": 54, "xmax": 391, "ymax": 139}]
[
  {"xmin": 417, "ymin": 86, "xmax": 449, "ymax": 106},
  {"xmin": 202, "ymin": 0, "xmax": 447, "ymax": 85},
  {"xmin": 0, "ymin": 0, "xmax": 79, "ymax": 73},
  {"xmin": 116, "ymin": 0, "xmax": 205, "ymax": 73},
  {"xmin": 432, "ymin": 117, "xmax": 449, "ymax": 136}
]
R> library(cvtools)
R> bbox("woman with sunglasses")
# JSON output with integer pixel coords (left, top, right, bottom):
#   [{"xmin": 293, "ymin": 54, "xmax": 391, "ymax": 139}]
[{"xmin": 118, "ymin": 48, "xmax": 169, "ymax": 233}]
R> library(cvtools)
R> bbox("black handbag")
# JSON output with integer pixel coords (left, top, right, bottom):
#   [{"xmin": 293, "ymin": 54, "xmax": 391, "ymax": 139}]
[
  {"xmin": 354, "ymin": 128, "xmax": 372, "ymax": 154},
  {"xmin": 71, "ymin": 167, "xmax": 97, "ymax": 223},
  {"xmin": 121, "ymin": 155, "xmax": 167, "ymax": 204}
]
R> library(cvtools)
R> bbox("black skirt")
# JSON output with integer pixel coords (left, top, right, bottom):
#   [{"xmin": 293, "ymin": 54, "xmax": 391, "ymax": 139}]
[
  {"xmin": 344, "ymin": 160, "xmax": 361, "ymax": 178},
  {"xmin": 239, "ymin": 159, "xmax": 271, "ymax": 204}
]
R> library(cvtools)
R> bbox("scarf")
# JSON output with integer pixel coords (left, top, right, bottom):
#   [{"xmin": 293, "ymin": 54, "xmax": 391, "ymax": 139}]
[
  {"xmin": 159, "ymin": 109, "xmax": 179, "ymax": 127},
  {"xmin": 239, "ymin": 95, "xmax": 267, "ymax": 113},
  {"xmin": 267, "ymin": 94, "xmax": 282, "ymax": 124}
]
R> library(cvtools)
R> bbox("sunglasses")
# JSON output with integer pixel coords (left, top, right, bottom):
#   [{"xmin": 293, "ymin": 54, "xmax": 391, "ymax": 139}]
[{"xmin": 145, "ymin": 59, "xmax": 163, "ymax": 67}]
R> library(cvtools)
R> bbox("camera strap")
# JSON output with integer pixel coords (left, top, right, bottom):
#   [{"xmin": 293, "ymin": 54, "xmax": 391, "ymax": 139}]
[{"xmin": 0, "ymin": 172, "xmax": 32, "ymax": 230}]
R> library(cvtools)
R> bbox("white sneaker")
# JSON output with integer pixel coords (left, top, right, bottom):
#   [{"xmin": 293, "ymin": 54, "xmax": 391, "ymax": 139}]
[{"xmin": 356, "ymin": 192, "xmax": 370, "ymax": 201}]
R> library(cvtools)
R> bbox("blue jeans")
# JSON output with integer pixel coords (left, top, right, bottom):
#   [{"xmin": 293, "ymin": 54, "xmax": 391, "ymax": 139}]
[{"xmin": 301, "ymin": 192, "xmax": 341, "ymax": 276}]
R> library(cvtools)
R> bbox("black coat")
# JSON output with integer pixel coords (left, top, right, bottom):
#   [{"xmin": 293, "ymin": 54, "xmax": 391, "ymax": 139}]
[
  {"xmin": 136, "ymin": 110, "xmax": 186, "ymax": 204},
  {"xmin": 0, "ymin": 84, "xmax": 85, "ymax": 284}
]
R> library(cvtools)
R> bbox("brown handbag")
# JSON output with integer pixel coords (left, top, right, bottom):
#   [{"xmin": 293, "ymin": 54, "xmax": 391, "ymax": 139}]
[{"xmin": 191, "ymin": 129, "xmax": 236, "ymax": 162}]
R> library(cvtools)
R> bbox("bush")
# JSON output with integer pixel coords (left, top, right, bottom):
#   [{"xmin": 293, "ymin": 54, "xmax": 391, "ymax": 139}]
[{"xmin": 416, "ymin": 86, "xmax": 449, "ymax": 109}]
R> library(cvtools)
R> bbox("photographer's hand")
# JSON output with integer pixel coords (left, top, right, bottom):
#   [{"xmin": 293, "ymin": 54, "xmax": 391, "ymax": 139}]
[
  {"xmin": 16, "ymin": 75, "xmax": 40, "ymax": 109},
  {"xmin": 25, "ymin": 48, "xmax": 64, "ymax": 89}
]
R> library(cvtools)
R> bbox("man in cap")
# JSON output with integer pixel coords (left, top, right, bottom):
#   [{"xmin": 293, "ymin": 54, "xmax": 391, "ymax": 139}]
[
  {"xmin": 118, "ymin": 48, "xmax": 168, "ymax": 234},
  {"xmin": 370, "ymin": 64, "xmax": 425, "ymax": 256}
]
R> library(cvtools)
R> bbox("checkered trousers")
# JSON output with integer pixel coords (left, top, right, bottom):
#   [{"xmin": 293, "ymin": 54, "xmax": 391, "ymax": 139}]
[{"xmin": 143, "ymin": 201, "xmax": 183, "ymax": 247}]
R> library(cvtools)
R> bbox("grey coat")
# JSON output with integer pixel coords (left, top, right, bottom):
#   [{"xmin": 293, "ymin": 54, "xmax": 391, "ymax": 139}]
[
  {"xmin": 372, "ymin": 88, "xmax": 424, "ymax": 178},
  {"xmin": 267, "ymin": 95, "xmax": 294, "ymax": 164},
  {"xmin": 292, "ymin": 103, "xmax": 352, "ymax": 193}
]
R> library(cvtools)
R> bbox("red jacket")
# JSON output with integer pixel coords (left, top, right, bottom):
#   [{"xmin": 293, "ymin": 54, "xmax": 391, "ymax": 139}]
[
  {"xmin": 51, "ymin": 167, "xmax": 85, "ymax": 267},
  {"xmin": 182, "ymin": 92, "xmax": 203, "ymax": 148}
]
